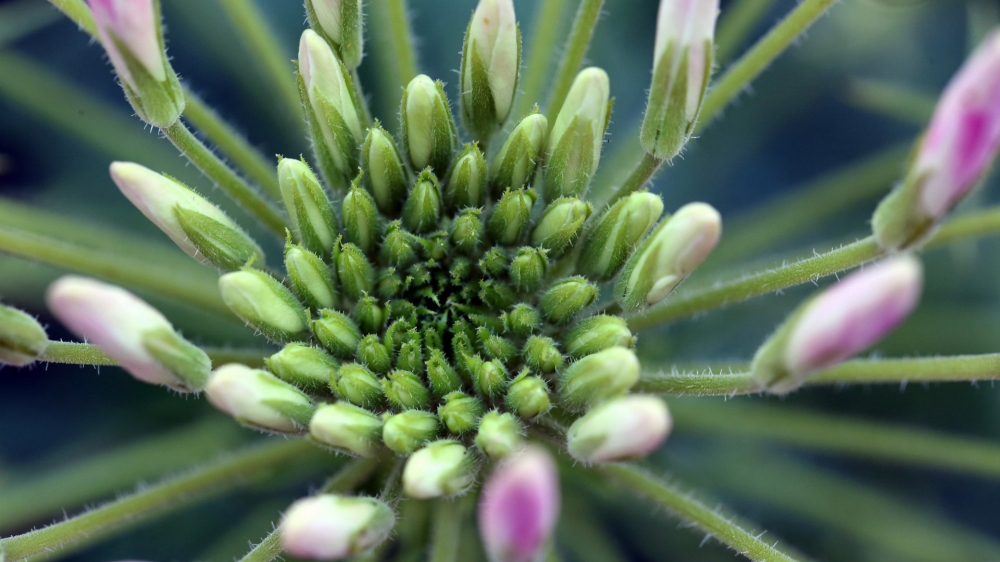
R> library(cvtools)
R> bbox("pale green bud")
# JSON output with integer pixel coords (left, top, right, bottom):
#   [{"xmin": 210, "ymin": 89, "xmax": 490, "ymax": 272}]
[
  {"xmin": 558, "ymin": 347, "xmax": 640, "ymax": 411},
  {"xmin": 474, "ymin": 411, "xmax": 524, "ymax": 460},
  {"xmin": 342, "ymin": 181, "xmax": 381, "ymax": 254},
  {"xmin": 438, "ymin": 391, "xmax": 484, "ymax": 434},
  {"xmin": 207, "ymin": 364, "xmax": 314, "ymax": 433},
  {"xmin": 383, "ymin": 369, "xmax": 431, "ymax": 410},
  {"xmin": 219, "ymin": 270, "xmax": 309, "ymax": 343},
  {"xmin": 402, "ymin": 75, "xmax": 459, "ymax": 176},
  {"xmin": 376, "ymin": 268, "xmax": 403, "ymax": 299},
  {"xmin": 566, "ymin": 395, "xmax": 671, "ymax": 463},
  {"xmin": 506, "ymin": 373, "xmax": 551, "ymax": 419},
  {"xmin": 305, "ymin": 0, "xmax": 364, "ymax": 69},
  {"xmin": 278, "ymin": 158, "xmax": 338, "ymax": 258},
  {"xmin": 509, "ymin": 247, "xmax": 547, "ymax": 293},
  {"xmin": 384, "ymin": 318, "xmax": 414, "ymax": 354},
  {"xmin": 477, "ymin": 327, "xmax": 517, "ymax": 363},
  {"xmin": 487, "ymin": 187, "xmax": 536, "ymax": 245},
  {"xmin": 578, "ymin": 192, "xmax": 664, "ymax": 281},
  {"xmin": 361, "ymin": 122, "xmax": 408, "ymax": 215},
  {"xmin": 285, "ymin": 243, "xmax": 337, "ymax": 310},
  {"xmin": 539, "ymin": 276, "xmax": 598, "ymax": 324},
  {"xmin": 616, "ymin": 202, "xmax": 721, "ymax": 310},
  {"xmin": 281, "ymin": 494, "xmax": 395, "ymax": 559},
  {"xmin": 460, "ymin": 0, "xmax": 521, "ymax": 140},
  {"xmin": 474, "ymin": 358, "xmax": 508, "ymax": 398},
  {"xmin": 479, "ymin": 280, "xmax": 517, "ymax": 310},
  {"xmin": 426, "ymin": 348, "xmax": 463, "ymax": 396},
  {"xmin": 479, "ymin": 247, "xmax": 509, "ymax": 277},
  {"xmin": 336, "ymin": 240, "xmax": 375, "ymax": 301},
  {"xmin": 403, "ymin": 440, "xmax": 477, "ymax": 498},
  {"xmin": 383, "ymin": 410, "xmax": 439, "ymax": 455},
  {"xmin": 381, "ymin": 222, "xmax": 419, "ymax": 268},
  {"xmin": 0, "ymin": 303, "xmax": 48, "ymax": 367},
  {"xmin": 523, "ymin": 336, "xmax": 564, "ymax": 373},
  {"xmin": 402, "ymin": 169, "xmax": 443, "ymax": 234},
  {"xmin": 111, "ymin": 162, "xmax": 263, "ymax": 271},
  {"xmin": 445, "ymin": 143, "xmax": 487, "ymax": 209},
  {"xmin": 531, "ymin": 197, "xmax": 592, "ymax": 255},
  {"xmin": 357, "ymin": 334, "xmax": 392, "ymax": 374},
  {"xmin": 312, "ymin": 309, "xmax": 362, "ymax": 358},
  {"xmin": 564, "ymin": 315, "xmax": 635, "ymax": 359},
  {"xmin": 450, "ymin": 208, "xmax": 484, "ymax": 254},
  {"xmin": 266, "ymin": 343, "xmax": 339, "ymax": 394},
  {"xmin": 350, "ymin": 295, "xmax": 382, "ymax": 335},
  {"xmin": 490, "ymin": 112, "xmax": 547, "ymax": 197},
  {"xmin": 395, "ymin": 335, "xmax": 424, "ymax": 374},
  {"xmin": 334, "ymin": 362, "xmax": 384, "ymax": 408},
  {"xmin": 544, "ymin": 67, "xmax": 611, "ymax": 201},
  {"xmin": 502, "ymin": 304, "xmax": 540, "ymax": 337},
  {"xmin": 309, "ymin": 402, "xmax": 382, "ymax": 457}
]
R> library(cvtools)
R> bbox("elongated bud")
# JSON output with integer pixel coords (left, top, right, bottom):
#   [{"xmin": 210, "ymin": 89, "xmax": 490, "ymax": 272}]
[
  {"xmin": 479, "ymin": 247, "xmax": 510, "ymax": 277},
  {"xmin": 558, "ymin": 347, "xmax": 640, "ymax": 411},
  {"xmin": 565, "ymin": 315, "xmax": 635, "ymax": 359},
  {"xmin": 0, "ymin": 303, "xmax": 47, "ymax": 367},
  {"xmin": 220, "ymin": 270, "xmax": 309, "ymax": 343},
  {"xmin": 426, "ymin": 348, "xmax": 464, "ymax": 396},
  {"xmin": 506, "ymin": 373, "xmax": 550, "ymax": 419},
  {"xmin": 278, "ymin": 158, "xmax": 339, "ymax": 258},
  {"xmin": 488, "ymin": 188, "xmax": 536, "ymax": 245},
  {"xmin": 522, "ymin": 336, "xmax": 564, "ymax": 373},
  {"xmin": 309, "ymin": 402, "xmax": 383, "ymax": 457},
  {"xmin": 305, "ymin": 0, "xmax": 364, "ymax": 69},
  {"xmin": 88, "ymin": 0, "xmax": 184, "ymax": 127},
  {"xmin": 578, "ymin": 192, "xmax": 664, "ymax": 281},
  {"xmin": 446, "ymin": 143, "xmax": 488, "ymax": 209},
  {"xmin": 474, "ymin": 358, "xmax": 509, "ymax": 398},
  {"xmin": 478, "ymin": 327, "xmax": 517, "ymax": 363},
  {"xmin": 111, "ymin": 162, "xmax": 263, "ymax": 271},
  {"xmin": 616, "ymin": 202, "xmax": 721, "ymax": 310},
  {"xmin": 313, "ymin": 309, "xmax": 363, "ymax": 358},
  {"xmin": 353, "ymin": 295, "xmax": 384, "ymax": 334},
  {"xmin": 503, "ymin": 304, "xmax": 540, "ymax": 337},
  {"xmin": 361, "ymin": 123, "xmax": 408, "ymax": 215},
  {"xmin": 396, "ymin": 335, "xmax": 425, "ymax": 373},
  {"xmin": 460, "ymin": 0, "xmax": 521, "ymax": 140},
  {"xmin": 281, "ymin": 494, "xmax": 394, "ymax": 559},
  {"xmin": 343, "ymin": 181, "xmax": 381, "ymax": 254},
  {"xmin": 873, "ymin": 32, "xmax": 1000, "ymax": 250},
  {"xmin": 285, "ymin": 243, "xmax": 338, "ymax": 310},
  {"xmin": 567, "ymin": 395, "xmax": 671, "ymax": 463},
  {"xmin": 509, "ymin": 247, "xmax": 547, "ymax": 293},
  {"xmin": 531, "ymin": 197, "xmax": 592, "ymax": 256},
  {"xmin": 490, "ymin": 112, "xmax": 548, "ymax": 197},
  {"xmin": 357, "ymin": 334, "xmax": 392, "ymax": 374},
  {"xmin": 438, "ymin": 391, "xmax": 484, "ymax": 434},
  {"xmin": 479, "ymin": 446, "xmax": 559, "ymax": 562},
  {"xmin": 47, "ymin": 276, "xmax": 208, "ymax": 390},
  {"xmin": 402, "ymin": 75, "xmax": 459, "ymax": 176},
  {"xmin": 336, "ymin": 241, "xmax": 376, "ymax": 301},
  {"xmin": 474, "ymin": 411, "xmax": 524, "ymax": 460},
  {"xmin": 299, "ymin": 29, "xmax": 363, "ymax": 184},
  {"xmin": 539, "ymin": 276, "xmax": 598, "ymax": 324},
  {"xmin": 267, "ymin": 343, "xmax": 339, "ymax": 394},
  {"xmin": 383, "ymin": 369, "xmax": 432, "ymax": 410},
  {"xmin": 333, "ymin": 362, "xmax": 383, "ymax": 408},
  {"xmin": 383, "ymin": 410, "xmax": 439, "ymax": 455},
  {"xmin": 544, "ymin": 68, "xmax": 611, "ymax": 201},
  {"xmin": 381, "ymin": 222, "xmax": 419, "ymax": 268},
  {"xmin": 402, "ymin": 169, "xmax": 443, "ymax": 233},
  {"xmin": 640, "ymin": 0, "xmax": 719, "ymax": 160},
  {"xmin": 753, "ymin": 256, "xmax": 923, "ymax": 394},
  {"xmin": 450, "ymin": 208, "xmax": 484, "ymax": 254},
  {"xmin": 207, "ymin": 364, "xmax": 314, "ymax": 433},
  {"xmin": 403, "ymin": 440, "xmax": 477, "ymax": 498}
]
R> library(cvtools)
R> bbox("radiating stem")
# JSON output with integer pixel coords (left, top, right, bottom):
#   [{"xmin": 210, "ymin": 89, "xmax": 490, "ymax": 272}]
[
  {"xmin": 843, "ymin": 78, "xmax": 936, "ymax": 126},
  {"xmin": 714, "ymin": 0, "xmax": 781, "ymax": 64},
  {"xmin": 599, "ymin": 152, "xmax": 665, "ymax": 207},
  {"xmin": 634, "ymin": 370, "xmax": 761, "ymax": 396},
  {"xmin": 598, "ymin": 464, "xmax": 801, "ymax": 562},
  {"xmin": 350, "ymin": 67, "xmax": 374, "ymax": 128},
  {"xmin": 384, "ymin": 0, "xmax": 419, "ymax": 84},
  {"xmin": 516, "ymin": 0, "xmax": 570, "ymax": 119},
  {"xmin": 429, "ymin": 498, "xmax": 467, "ymax": 562},
  {"xmin": 39, "ymin": 341, "xmax": 269, "ymax": 369},
  {"xmin": 545, "ymin": 0, "xmax": 604, "ymax": 122},
  {"xmin": 924, "ymin": 207, "xmax": 1000, "ymax": 248},
  {"xmin": 0, "ymin": 439, "xmax": 318, "ymax": 562}
]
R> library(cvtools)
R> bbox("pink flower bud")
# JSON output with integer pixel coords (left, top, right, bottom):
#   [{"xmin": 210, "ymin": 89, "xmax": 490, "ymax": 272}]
[
  {"xmin": 653, "ymin": 0, "xmax": 719, "ymax": 123},
  {"xmin": 478, "ymin": 446, "xmax": 559, "ymax": 562},
  {"xmin": 281, "ymin": 494, "xmax": 395, "ymax": 560},
  {"xmin": 566, "ymin": 396, "xmax": 672, "ymax": 463},
  {"xmin": 88, "ymin": 0, "xmax": 165, "ymax": 91}
]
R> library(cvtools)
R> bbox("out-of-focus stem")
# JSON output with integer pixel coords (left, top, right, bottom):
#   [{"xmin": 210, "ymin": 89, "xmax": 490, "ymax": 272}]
[
  {"xmin": 843, "ymin": 78, "xmax": 936, "ymax": 126},
  {"xmin": 714, "ymin": 0, "xmax": 781, "ymax": 64},
  {"xmin": 516, "ymin": 0, "xmax": 570, "ymax": 119},
  {"xmin": 429, "ymin": 498, "xmax": 467, "ymax": 562},
  {"xmin": 545, "ymin": 0, "xmax": 604, "ymax": 124}
]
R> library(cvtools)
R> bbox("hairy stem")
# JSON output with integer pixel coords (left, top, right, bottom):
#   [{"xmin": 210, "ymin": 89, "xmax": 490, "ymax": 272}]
[
  {"xmin": 545, "ymin": 0, "xmax": 604, "ymax": 123},
  {"xmin": 385, "ymin": 0, "xmax": 419, "ymax": 84},
  {"xmin": 924, "ymin": 207, "xmax": 1000, "ymax": 248},
  {"xmin": 429, "ymin": 498, "xmax": 467, "ymax": 562},
  {"xmin": 714, "ymin": 0, "xmax": 781, "ymax": 64},
  {"xmin": 39, "ymin": 341, "xmax": 270, "ymax": 369},
  {"xmin": 600, "ymin": 152, "xmax": 665, "ymax": 207},
  {"xmin": 516, "ymin": 0, "xmax": 570, "ymax": 119}
]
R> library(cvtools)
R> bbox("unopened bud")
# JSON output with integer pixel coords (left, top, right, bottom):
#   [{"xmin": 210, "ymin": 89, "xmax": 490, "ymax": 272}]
[
  {"xmin": 305, "ymin": 0, "xmax": 364, "ymax": 69},
  {"xmin": 564, "ymin": 315, "xmax": 634, "ymax": 359},
  {"xmin": 343, "ymin": 181, "xmax": 381, "ymax": 254},
  {"xmin": 544, "ymin": 68, "xmax": 611, "ymax": 201},
  {"xmin": 487, "ymin": 188, "xmax": 536, "ymax": 246},
  {"xmin": 333, "ymin": 362, "xmax": 384, "ymax": 408},
  {"xmin": 383, "ymin": 369, "xmax": 432, "ymax": 410},
  {"xmin": 426, "ymin": 348, "xmax": 463, "ymax": 396},
  {"xmin": 402, "ymin": 75, "xmax": 459, "ymax": 176},
  {"xmin": 566, "ymin": 395, "xmax": 672, "ymax": 463},
  {"xmin": 309, "ymin": 402, "xmax": 383, "ymax": 457},
  {"xmin": 438, "ymin": 391, "xmax": 484, "ymax": 434},
  {"xmin": 0, "ymin": 303, "xmax": 47, "ymax": 367},
  {"xmin": 522, "ymin": 336, "xmax": 564, "ymax": 373},
  {"xmin": 219, "ymin": 270, "xmax": 308, "ymax": 343},
  {"xmin": 531, "ymin": 197, "xmax": 592, "ymax": 256},
  {"xmin": 206, "ymin": 364, "xmax": 314, "ymax": 433},
  {"xmin": 281, "ymin": 494, "xmax": 394, "ymax": 559},
  {"xmin": 578, "ymin": 192, "xmax": 664, "ymax": 281},
  {"xmin": 460, "ymin": 0, "xmax": 520, "ymax": 140},
  {"xmin": 278, "ymin": 158, "xmax": 338, "ymax": 258},
  {"xmin": 266, "ymin": 343, "xmax": 339, "ymax": 394},
  {"xmin": 509, "ymin": 247, "xmax": 547, "ymax": 293},
  {"xmin": 479, "ymin": 280, "xmax": 517, "ymax": 310},
  {"xmin": 312, "ymin": 309, "xmax": 363, "ymax": 358},
  {"xmin": 503, "ymin": 304, "xmax": 540, "ymax": 337},
  {"xmin": 285, "ymin": 243, "xmax": 337, "ymax": 310},
  {"xmin": 505, "ymin": 372, "xmax": 551, "ymax": 419},
  {"xmin": 446, "ymin": 143, "xmax": 488, "ymax": 209},
  {"xmin": 353, "ymin": 295, "xmax": 384, "ymax": 335},
  {"xmin": 383, "ymin": 409, "xmax": 439, "ymax": 454},
  {"xmin": 474, "ymin": 358, "xmax": 509, "ymax": 398},
  {"xmin": 396, "ymin": 335, "xmax": 425, "ymax": 373},
  {"xmin": 402, "ymin": 169, "xmax": 443, "ymax": 234},
  {"xmin": 403, "ymin": 440, "xmax": 477, "ymax": 498},
  {"xmin": 474, "ymin": 411, "xmax": 524, "ymax": 460},
  {"xmin": 376, "ymin": 268, "xmax": 403, "ymax": 299},
  {"xmin": 558, "ymin": 347, "xmax": 640, "ymax": 411},
  {"xmin": 539, "ymin": 276, "xmax": 597, "ymax": 324},
  {"xmin": 450, "ymin": 208, "xmax": 484, "ymax": 254},
  {"xmin": 336, "ymin": 240, "xmax": 376, "ymax": 301},
  {"xmin": 357, "ymin": 334, "xmax": 392, "ymax": 374},
  {"xmin": 479, "ymin": 247, "xmax": 510, "ymax": 277},
  {"xmin": 490, "ymin": 112, "xmax": 547, "ymax": 197},
  {"xmin": 361, "ymin": 123, "xmax": 408, "ymax": 215},
  {"xmin": 381, "ymin": 222, "xmax": 419, "ymax": 269}
]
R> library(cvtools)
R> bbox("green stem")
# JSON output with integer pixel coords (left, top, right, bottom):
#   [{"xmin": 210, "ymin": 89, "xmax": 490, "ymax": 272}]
[
  {"xmin": 714, "ymin": 0, "xmax": 781, "ymax": 64},
  {"xmin": 599, "ymin": 152, "xmax": 665, "ymax": 208},
  {"xmin": 924, "ymin": 206, "xmax": 1000, "ymax": 248},
  {"xmin": 0, "ymin": 226, "xmax": 230, "ymax": 316},
  {"xmin": 161, "ymin": 121, "xmax": 286, "ymax": 236},
  {"xmin": 515, "ymin": 0, "xmax": 570, "ymax": 119},
  {"xmin": 545, "ymin": 0, "xmax": 604, "ymax": 123},
  {"xmin": 386, "ymin": 0, "xmax": 419, "ymax": 84},
  {"xmin": 634, "ymin": 370, "xmax": 761, "ymax": 396},
  {"xmin": 429, "ymin": 498, "xmax": 468, "ymax": 562},
  {"xmin": 0, "ymin": 439, "xmax": 318, "ymax": 561},
  {"xmin": 350, "ymin": 67, "xmax": 374, "ymax": 128},
  {"xmin": 842, "ymin": 78, "xmax": 936, "ymax": 126},
  {"xmin": 598, "ymin": 464, "xmax": 801, "ymax": 562},
  {"xmin": 46, "ymin": 0, "xmax": 95, "ymax": 35},
  {"xmin": 39, "ymin": 341, "xmax": 269, "ymax": 369}
]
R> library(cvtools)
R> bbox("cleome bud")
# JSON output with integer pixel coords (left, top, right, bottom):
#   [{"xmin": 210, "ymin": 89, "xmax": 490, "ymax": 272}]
[
  {"xmin": 309, "ymin": 401, "xmax": 383, "ymax": 457},
  {"xmin": 522, "ymin": 335, "xmax": 564, "ymax": 373},
  {"xmin": 281, "ymin": 494, "xmax": 395, "ymax": 560},
  {"xmin": 474, "ymin": 358, "xmax": 509, "ymax": 398},
  {"xmin": 426, "ymin": 348, "xmax": 464, "ymax": 396},
  {"xmin": 438, "ymin": 391, "xmax": 485, "ymax": 434},
  {"xmin": 353, "ymin": 295, "xmax": 385, "ymax": 334},
  {"xmin": 383, "ymin": 409, "xmax": 440, "ymax": 455},
  {"xmin": 285, "ymin": 243, "xmax": 338, "ymax": 311},
  {"xmin": 564, "ymin": 315, "xmax": 635, "ymax": 359},
  {"xmin": 342, "ymin": 180, "xmax": 382, "ymax": 255},
  {"xmin": 578, "ymin": 192, "xmax": 664, "ymax": 281},
  {"xmin": 474, "ymin": 410, "xmax": 524, "ymax": 460},
  {"xmin": 361, "ymin": 122, "xmax": 409, "ymax": 215},
  {"xmin": 383, "ymin": 369, "xmax": 432, "ymax": 410},
  {"xmin": 333, "ymin": 362, "xmax": 384, "ymax": 408},
  {"xmin": 616, "ymin": 202, "xmax": 721, "ymax": 310},
  {"xmin": 640, "ymin": 0, "xmax": 720, "ymax": 160},
  {"xmin": 531, "ymin": 197, "xmax": 592, "ymax": 256},
  {"xmin": 403, "ymin": 440, "xmax": 477, "ymax": 499},
  {"xmin": 278, "ymin": 158, "xmax": 339, "ymax": 259},
  {"xmin": 0, "ymin": 303, "xmax": 48, "ymax": 367},
  {"xmin": 509, "ymin": 247, "xmax": 548, "ymax": 293},
  {"xmin": 336, "ymin": 240, "xmax": 376, "ymax": 301},
  {"xmin": 752, "ymin": 256, "xmax": 923, "ymax": 394},
  {"xmin": 490, "ymin": 111, "xmax": 548, "ymax": 197},
  {"xmin": 460, "ymin": 0, "xmax": 521, "ymax": 140},
  {"xmin": 503, "ymin": 303, "xmax": 541, "ymax": 337},
  {"xmin": 305, "ymin": 0, "xmax": 364, "ymax": 69},
  {"xmin": 487, "ymin": 188, "xmax": 536, "ymax": 246},
  {"xmin": 357, "ymin": 334, "xmax": 392, "ymax": 374},
  {"xmin": 558, "ymin": 347, "xmax": 640, "ymax": 411},
  {"xmin": 566, "ymin": 395, "xmax": 672, "ymax": 463},
  {"xmin": 219, "ymin": 269, "xmax": 309, "ymax": 343},
  {"xmin": 381, "ymin": 222, "xmax": 419, "ymax": 269},
  {"xmin": 402, "ymin": 75, "xmax": 460, "ymax": 176},
  {"xmin": 450, "ymin": 208, "xmax": 485, "ymax": 254},
  {"xmin": 206, "ymin": 364, "xmax": 315, "ymax": 433},
  {"xmin": 538, "ymin": 276, "xmax": 598, "ymax": 324},
  {"xmin": 446, "ymin": 143, "xmax": 488, "ymax": 210},
  {"xmin": 544, "ymin": 68, "xmax": 611, "ymax": 202},
  {"xmin": 47, "ymin": 276, "xmax": 209, "ymax": 391},
  {"xmin": 505, "ymin": 372, "xmax": 551, "ymax": 419},
  {"xmin": 402, "ymin": 169, "xmax": 443, "ymax": 234},
  {"xmin": 266, "ymin": 343, "xmax": 339, "ymax": 394},
  {"xmin": 111, "ymin": 162, "xmax": 263, "ymax": 272},
  {"xmin": 313, "ymin": 309, "xmax": 363, "ymax": 358}
]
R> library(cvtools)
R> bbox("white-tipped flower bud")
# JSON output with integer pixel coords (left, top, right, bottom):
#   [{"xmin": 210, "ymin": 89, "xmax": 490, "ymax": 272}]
[
  {"xmin": 578, "ymin": 192, "xmax": 664, "ymax": 281},
  {"xmin": 567, "ymin": 395, "xmax": 672, "ymax": 463},
  {"xmin": 402, "ymin": 75, "xmax": 460, "ymax": 176},
  {"xmin": 383, "ymin": 410, "xmax": 439, "ymax": 455},
  {"xmin": 305, "ymin": 0, "xmax": 364, "ymax": 69},
  {"xmin": 0, "ymin": 303, "xmax": 48, "ymax": 367},
  {"xmin": 281, "ymin": 494, "xmax": 395, "ymax": 559},
  {"xmin": 558, "ymin": 347, "xmax": 640, "ymax": 411},
  {"xmin": 544, "ymin": 68, "xmax": 611, "ymax": 202},
  {"xmin": 278, "ymin": 158, "xmax": 339, "ymax": 258},
  {"xmin": 460, "ymin": 0, "xmax": 521, "ymax": 140},
  {"xmin": 219, "ymin": 269, "xmax": 309, "ymax": 343},
  {"xmin": 490, "ymin": 111, "xmax": 548, "ymax": 197},
  {"xmin": 446, "ymin": 143, "xmax": 488, "ymax": 209},
  {"xmin": 309, "ymin": 402, "xmax": 383, "ymax": 457},
  {"xmin": 285, "ymin": 243, "xmax": 338, "ymax": 311},
  {"xmin": 403, "ymin": 440, "xmax": 477, "ymax": 499},
  {"xmin": 361, "ymin": 122, "xmax": 408, "ymax": 215},
  {"xmin": 564, "ymin": 315, "xmax": 635, "ymax": 359},
  {"xmin": 531, "ymin": 197, "xmax": 592, "ymax": 256},
  {"xmin": 266, "ymin": 343, "xmax": 338, "ymax": 394},
  {"xmin": 206, "ymin": 364, "xmax": 314, "ymax": 433},
  {"xmin": 474, "ymin": 410, "xmax": 524, "ymax": 460},
  {"xmin": 342, "ymin": 181, "xmax": 381, "ymax": 254}
]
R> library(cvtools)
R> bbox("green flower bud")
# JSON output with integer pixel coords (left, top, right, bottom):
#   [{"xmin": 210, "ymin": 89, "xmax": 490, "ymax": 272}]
[
  {"xmin": 376, "ymin": 268, "xmax": 404, "ymax": 299},
  {"xmin": 426, "ymin": 231, "xmax": 450, "ymax": 261},
  {"xmin": 539, "ymin": 276, "xmax": 598, "ymax": 324},
  {"xmin": 460, "ymin": 0, "xmax": 521, "ymax": 140},
  {"xmin": 479, "ymin": 280, "xmax": 517, "ymax": 310},
  {"xmin": 479, "ymin": 247, "xmax": 509, "ymax": 277},
  {"xmin": 558, "ymin": 347, "xmax": 640, "ymax": 411},
  {"xmin": 383, "ymin": 410, "xmax": 439, "ymax": 455},
  {"xmin": 305, "ymin": 0, "xmax": 364, "ymax": 69},
  {"xmin": 446, "ymin": 143, "xmax": 487, "ymax": 209},
  {"xmin": 383, "ymin": 369, "xmax": 431, "ymax": 410},
  {"xmin": 381, "ymin": 222, "xmax": 419, "ymax": 269},
  {"xmin": 0, "ymin": 304, "xmax": 48, "ymax": 367},
  {"xmin": 509, "ymin": 247, "xmax": 547, "ymax": 293},
  {"xmin": 207, "ymin": 364, "xmax": 315, "ymax": 433},
  {"xmin": 506, "ymin": 373, "xmax": 551, "ymax": 419},
  {"xmin": 402, "ymin": 74, "xmax": 459, "ymax": 176},
  {"xmin": 312, "ymin": 309, "xmax": 363, "ymax": 358},
  {"xmin": 141, "ymin": 327, "xmax": 212, "ymax": 392},
  {"xmin": 565, "ymin": 315, "xmax": 635, "ymax": 359},
  {"xmin": 361, "ymin": 122, "xmax": 408, "ymax": 215},
  {"xmin": 502, "ymin": 304, "xmax": 540, "ymax": 337},
  {"xmin": 438, "ymin": 391, "xmax": 484, "ymax": 434},
  {"xmin": 396, "ymin": 336, "xmax": 425, "ymax": 374},
  {"xmin": 544, "ymin": 68, "xmax": 611, "ymax": 202},
  {"xmin": 219, "ymin": 269, "xmax": 309, "ymax": 343},
  {"xmin": 477, "ymin": 327, "xmax": 517, "ymax": 363},
  {"xmin": 333, "ymin": 362, "xmax": 384, "ymax": 408},
  {"xmin": 487, "ymin": 187, "xmax": 536, "ymax": 246},
  {"xmin": 384, "ymin": 318, "xmax": 414, "ymax": 354},
  {"xmin": 489, "ymin": 111, "xmax": 548, "ymax": 197},
  {"xmin": 450, "ymin": 208, "xmax": 484, "ymax": 254},
  {"xmin": 266, "ymin": 343, "xmax": 339, "ymax": 394},
  {"xmin": 357, "ymin": 334, "xmax": 392, "ymax": 374},
  {"xmin": 278, "ymin": 158, "xmax": 338, "ymax": 258},
  {"xmin": 402, "ymin": 169, "xmax": 443, "ymax": 234},
  {"xmin": 531, "ymin": 197, "xmax": 592, "ymax": 255},
  {"xmin": 426, "ymin": 348, "xmax": 463, "ymax": 396},
  {"xmin": 474, "ymin": 358, "xmax": 508, "ymax": 398},
  {"xmin": 336, "ymin": 240, "xmax": 375, "ymax": 301},
  {"xmin": 403, "ymin": 440, "xmax": 476, "ymax": 498},
  {"xmin": 523, "ymin": 335, "xmax": 564, "ymax": 373},
  {"xmin": 342, "ymin": 180, "xmax": 381, "ymax": 254},
  {"xmin": 172, "ymin": 205, "xmax": 264, "ymax": 273},
  {"xmin": 309, "ymin": 402, "xmax": 383, "ymax": 457},
  {"xmin": 578, "ymin": 192, "xmax": 664, "ymax": 281},
  {"xmin": 474, "ymin": 411, "xmax": 524, "ymax": 460},
  {"xmin": 285, "ymin": 243, "xmax": 337, "ymax": 310}
]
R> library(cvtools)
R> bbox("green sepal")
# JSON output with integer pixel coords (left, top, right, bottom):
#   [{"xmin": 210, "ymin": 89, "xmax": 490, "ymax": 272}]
[
  {"xmin": 426, "ymin": 348, "xmax": 463, "ymax": 396},
  {"xmin": 487, "ymin": 187, "xmax": 536, "ymax": 245},
  {"xmin": 342, "ymin": 173, "xmax": 382, "ymax": 254},
  {"xmin": 174, "ymin": 206, "xmax": 263, "ymax": 272},
  {"xmin": 357, "ymin": 334, "xmax": 392, "ymax": 374},
  {"xmin": 336, "ymin": 239, "xmax": 376, "ymax": 301},
  {"xmin": 141, "ymin": 328, "xmax": 211, "ymax": 391},
  {"xmin": 312, "ymin": 309, "xmax": 363, "ymax": 358},
  {"xmin": 0, "ymin": 304, "xmax": 48, "ymax": 367},
  {"xmin": 402, "ymin": 169, "xmax": 443, "ymax": 234},
  {"xmin": 285, "ymin": 241, "xmax": 338, "ymax": 311},
  {"xmin": 334, "ymin": 362, "xmax": 385, "ymax": 408},
  {"xmin": 383, "ymin": 369, "xmax": 432, "ymax": 410}
]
